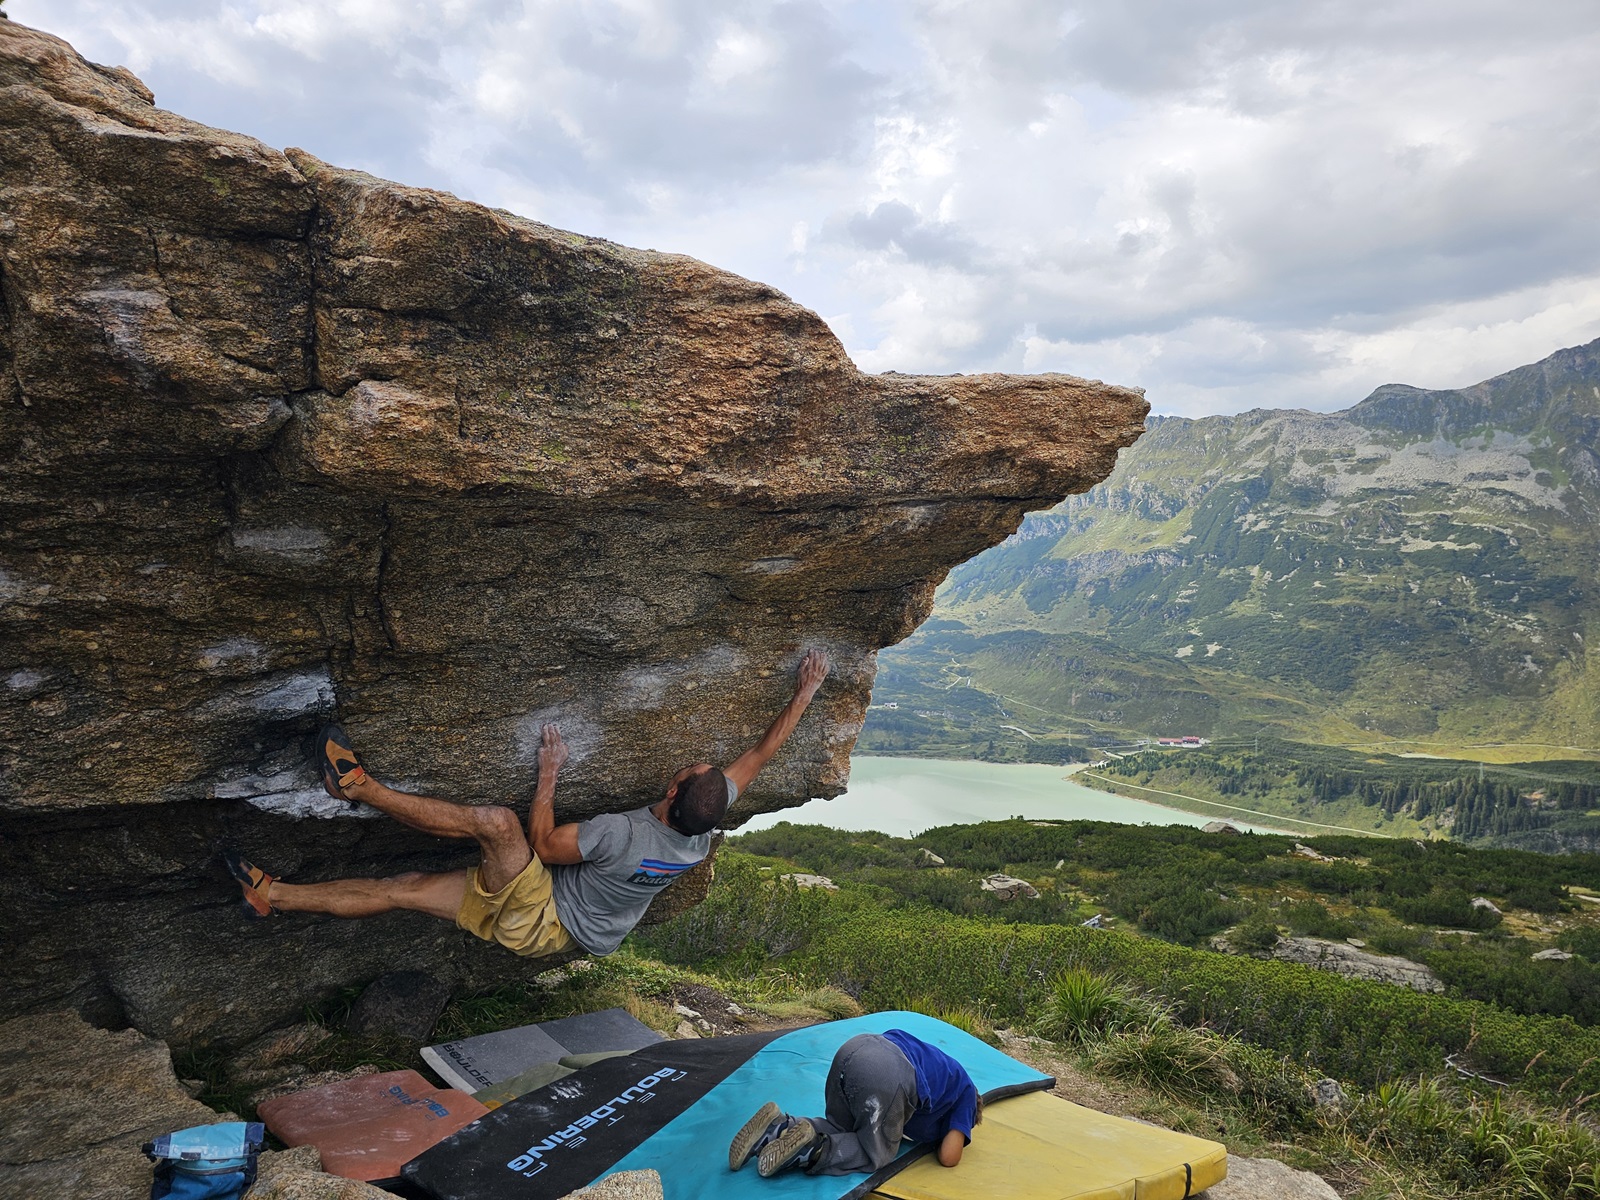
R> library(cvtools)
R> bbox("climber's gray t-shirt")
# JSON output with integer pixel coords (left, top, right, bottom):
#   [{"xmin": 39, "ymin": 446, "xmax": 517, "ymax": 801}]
[{"xmin": 549, "ymin": 777, "xmax": 732, "ymax": 955}]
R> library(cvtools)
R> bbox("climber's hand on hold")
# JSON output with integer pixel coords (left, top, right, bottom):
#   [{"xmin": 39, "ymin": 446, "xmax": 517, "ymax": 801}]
[
  {"xmin": 725, "ymin": 649, "xmax": 831, "ymax": 795},
  {"xmin": 538, "ymin": 723, "xmax": 568, "ymax": 776},
  {"xmin": 796, "ymin": 648, "xmax": 830, "ymax": 700}
]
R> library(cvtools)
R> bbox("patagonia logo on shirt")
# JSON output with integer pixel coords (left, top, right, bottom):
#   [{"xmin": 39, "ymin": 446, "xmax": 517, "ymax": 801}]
[{"xmin": 627, "ymin": 858, "xmax": 698, "ymax": 887}]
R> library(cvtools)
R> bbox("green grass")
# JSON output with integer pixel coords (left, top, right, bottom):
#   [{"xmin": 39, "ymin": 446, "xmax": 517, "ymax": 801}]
[{"xmin": 1032, "ymin": 967, "xmax": 1151, "ymax": 1044}]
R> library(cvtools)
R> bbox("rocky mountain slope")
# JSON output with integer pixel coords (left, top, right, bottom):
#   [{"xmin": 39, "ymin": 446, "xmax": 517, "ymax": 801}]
[
  {"xmin": 0, "ymin": 20, "xmax": 1145, "ymax": 1048},
  {"xmin": 895, "ymin": 339, "xmax": 1600, "ymax": 755}
]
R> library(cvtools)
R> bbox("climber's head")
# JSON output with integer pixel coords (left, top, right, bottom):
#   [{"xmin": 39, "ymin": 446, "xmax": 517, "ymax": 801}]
[{"xmin": 663, "ymin": 763, "xmax": 729, "ymax": 834}]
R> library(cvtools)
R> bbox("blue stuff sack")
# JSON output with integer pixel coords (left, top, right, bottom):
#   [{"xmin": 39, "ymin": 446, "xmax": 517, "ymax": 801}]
[{"xmin": 144, "ymin": 1122, "xmax": 265, "ymax": 1200}]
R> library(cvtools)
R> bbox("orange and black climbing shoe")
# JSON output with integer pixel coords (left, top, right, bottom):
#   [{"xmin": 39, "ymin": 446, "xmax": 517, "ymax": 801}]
[
  {"xmin": 223, "ymin": 849, "xmax": 278, "ymax": 920},
  {"xmin": 318, "ymin": 722, "xmax": 369, "ymax": 802}
]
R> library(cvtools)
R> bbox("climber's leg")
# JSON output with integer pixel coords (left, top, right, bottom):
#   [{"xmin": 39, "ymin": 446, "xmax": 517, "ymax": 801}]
[{"xmin": 271, "ymin": 869, "xmax": 469, "ymax": 920}]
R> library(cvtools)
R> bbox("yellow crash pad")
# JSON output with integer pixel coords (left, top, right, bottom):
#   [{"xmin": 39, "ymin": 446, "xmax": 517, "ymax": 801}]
[{"xmin": 874, "ymin": 1090, "xmax": 1226, "ymax": 1200}]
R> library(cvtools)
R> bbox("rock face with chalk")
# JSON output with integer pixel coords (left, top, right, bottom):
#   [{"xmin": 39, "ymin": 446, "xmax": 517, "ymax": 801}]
[{"xmin": 0, "ymin": 20, "xmax": 1147, "ymax": 1048}]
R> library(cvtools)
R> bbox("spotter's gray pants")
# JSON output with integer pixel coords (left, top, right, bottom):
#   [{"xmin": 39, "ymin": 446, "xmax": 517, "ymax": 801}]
[{"xmin": 804, "ymin": 1033, "xmax": 918, "ymax": 1176}]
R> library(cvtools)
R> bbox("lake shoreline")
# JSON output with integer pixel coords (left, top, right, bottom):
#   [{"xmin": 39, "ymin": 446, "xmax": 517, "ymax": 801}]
[{"xmin": 739, "ymin": 754, "xmax": 1300, "ymax": 839}]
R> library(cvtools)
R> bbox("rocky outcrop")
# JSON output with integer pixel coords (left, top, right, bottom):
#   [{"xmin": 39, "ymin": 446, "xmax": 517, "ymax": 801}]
[
  {"xmin": 980, "ymin": 873, "xmax": 1041, "ymax": 900},
  {"xmin": 1199, "ymin": 1155, "xmax": 1339, "ymax": 1200},
  {"xmin": 0, "ymin": 1010, "xmax": 403, "ymax": 1200},
  {"xmin": 248, "ymin": 1146, "xmax": 394, "ymax": 1200},
  {"xmin": 780, "ymin": 873, "xmax": 838, "ymax": 890},
  {"xmin": 1291, "ymin": 843, "xmax": 1338, "ymax": 862},
  {"xmin": 1269, "ymin": 938, "xmax": 1442, "ymax": 993},
  {"xmin": 561, "ymin": 1170, "xmax": 664, "ymax": 1200},
  {"xmin": 343, "ymin": 971, "xmax": 451, "ymax": 1042},
  {"xmin": 0, "ymin": 21, "xmax": 1146, "ymax": 1048},
  {"xmin": 0, "ymin": 1011, "xmax": 221, "ymax": 1199}
]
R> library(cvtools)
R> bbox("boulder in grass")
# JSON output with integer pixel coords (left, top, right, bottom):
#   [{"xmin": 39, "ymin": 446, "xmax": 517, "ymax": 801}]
[
  {"xmin": 1201, "ymin": 1154, "xmax": 1339, "ymax": 1200},
  {"xmin": 780, "ymin": 873, "xmax": 839, "ymax": 891},
  {"xmin": 980, "ymin": 873, "xmax": 1040, "ymax": 901},
  {"xmin": 1292, "ymin": 843, "xmax": 1337, "ymax": 862},
  {"xmin": 1311, "ymin": 1078, "xmax": 1347, "ymax": 1110},
  {"xmin": 346, "ymin": 971, "xmax": 451, "ymax": 1042}
]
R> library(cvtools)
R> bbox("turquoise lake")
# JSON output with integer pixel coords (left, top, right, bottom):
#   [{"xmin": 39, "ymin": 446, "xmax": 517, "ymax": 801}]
[{"xmin": 739, "ymin": 756, "xmax": 1282, "ymax": 838}]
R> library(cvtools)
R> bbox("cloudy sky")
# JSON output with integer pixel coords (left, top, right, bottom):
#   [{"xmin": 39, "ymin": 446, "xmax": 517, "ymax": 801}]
[{"xmin": 17, "ymin": 0, "xmax": 1600, "ymax": 416}]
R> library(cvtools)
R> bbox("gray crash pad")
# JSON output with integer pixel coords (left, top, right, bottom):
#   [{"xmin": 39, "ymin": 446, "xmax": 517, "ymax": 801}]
[{"xmin": 421, "ymin": 1007, "xmax": 661, "ymax": 1093}]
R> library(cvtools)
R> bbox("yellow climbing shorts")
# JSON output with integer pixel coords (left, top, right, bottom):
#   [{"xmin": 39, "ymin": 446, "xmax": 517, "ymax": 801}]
[{"xmin": 456, "ymin": 856, "xmax": 575, "ymax": 958}]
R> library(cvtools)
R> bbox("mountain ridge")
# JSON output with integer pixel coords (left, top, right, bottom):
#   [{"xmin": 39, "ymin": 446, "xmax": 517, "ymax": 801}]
[{"xmin": 878, "ymin": 337, "xmax": 1600, "ymax": 759}]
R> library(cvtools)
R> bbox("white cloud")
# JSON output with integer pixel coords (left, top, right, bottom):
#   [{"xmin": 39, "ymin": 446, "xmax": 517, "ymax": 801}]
[{"xmin": 13, "ymin": 0, "xmax": 1600, "ymax": 415}]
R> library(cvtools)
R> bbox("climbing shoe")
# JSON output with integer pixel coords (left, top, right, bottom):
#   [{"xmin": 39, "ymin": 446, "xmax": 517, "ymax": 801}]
[
  {"xmin": 756, "ymin": 1117, "xmax": 821, "ymax": 1178},
  {"xmin": 222, "ymin": 849, "xmax": 278, "ymax": 919},
  {"xmin": 318, "ymin": 722, "xmax": 368, "ymax": 800},
  {"xmin": 728, "ymin": 1101, "xmax": 783, "ymax": 1171}
]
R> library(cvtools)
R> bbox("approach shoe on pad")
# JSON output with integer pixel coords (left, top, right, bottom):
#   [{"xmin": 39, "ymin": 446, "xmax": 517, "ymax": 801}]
[
  {"xmin": 728, "ymin": 1101, "xmax": 783, "ymax": 1171},
  {"xmin": 223, "ymin": 849, "xmax": 278, "ymax": 919},
  {"xmin": 756, "ymin": 1117, "xmax": 821, "ymax": 1178}
]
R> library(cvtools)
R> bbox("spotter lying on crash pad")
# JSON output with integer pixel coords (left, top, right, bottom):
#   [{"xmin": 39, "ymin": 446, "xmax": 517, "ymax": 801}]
[
  {"xmin": 403, "ymin": 1012, "xmax": 1047, "ymax": 1200},
  {"xmin": 403, "ymin": 1011, "xmax": 1227, "ymax": 1200}
]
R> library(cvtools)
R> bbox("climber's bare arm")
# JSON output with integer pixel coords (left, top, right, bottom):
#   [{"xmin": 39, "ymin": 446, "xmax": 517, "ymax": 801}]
[
  {"xmin": 528, "ymin": 724, "xmax": 584, "ymax": 865},
  {"xmin": 936, "ymin": 1129, "xmax": 966, "ymax": 1168},
  {"xmin": 723, "ymin": 649, "xmax": 830, "ymax": 794}
]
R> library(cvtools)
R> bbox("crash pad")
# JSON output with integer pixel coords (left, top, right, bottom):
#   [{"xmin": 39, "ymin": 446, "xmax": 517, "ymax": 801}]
[
  {"xmin": 403, "ymin": 1011, "xmax": 1052, "ymax": 1200},
  {"xmin": 423, "ymin": 1006, "xmax": 661, "ymax": 1093},
  {"xmin": 473, "ymin": 1061, "xmax": 575, "ymax": 1110},
  {"xmin": 260, "ymin": 1071, "xmax": 437, "ymax": 1145},
  {"xmin": 258, "ymin": 1069, "xmax": 489, "ymax": 1182},
  {"xmin": 873, "ymin": 1089, "xmax": 1226, "ymax": 1200},
  {"xmin": 473, "ymin": 1050, "xmax": 641, "ymax": 1111}
]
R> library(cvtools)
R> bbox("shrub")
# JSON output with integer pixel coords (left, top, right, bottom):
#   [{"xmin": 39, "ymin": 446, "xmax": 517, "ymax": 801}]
[
  {"xmin": 1088, "ymin": 1016, "xmax": 1237, "ymax": 1102},
  {"xmin": 1368, "ymin": 925, "xmax": 1422, "ymax": 957},
  {"xmin": 633, "ymin": 857, "xmax": 839, "ymax": 968},
  {"xmin": 796, "ymin": 986, "xmax": 863, "ymax": 1021},
  {"xmin": 1034, "ymin": 968, "xmax": 1149, "ymax": 1044},
  {"xmin": 1338, "ymin": 1078, "xmax": 1600, "ymax": 1199},
  {"xmin": 1391, "ymin": 887, "xmax": 1501, "ymax": 930},
  {"xmin": 899, "ymin": 998, "xmax": 998, "ymax": 1045},
  {"xmin": 1506, "ymin": 882, "xmax": 1569, "ymax": 914},
  {"xmin": 1281, "ymin": 899, "xmax": 1358, "ymax": 940},
  {"xmin": 1559, "ymin": 926, "xmax": 1600, "ymax": 960},
  {"xmin": 1219, "ymin": 1038, "xmax": 1316, "ymax": 1132},
  {"xmin": 1231, "ymin": 911, "xmax": 1283, "ymax": 953}
]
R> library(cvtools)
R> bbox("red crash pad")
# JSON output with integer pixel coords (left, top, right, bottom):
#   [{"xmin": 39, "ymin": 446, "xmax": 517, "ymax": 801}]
[{"xmin": 258, "ymin": 1069, "xmax": 488, "ymax": 1182}]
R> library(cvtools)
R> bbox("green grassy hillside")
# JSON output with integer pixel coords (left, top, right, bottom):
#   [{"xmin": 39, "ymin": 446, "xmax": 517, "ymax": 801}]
[
  {"xmin": 864, "ymin": 338, "xmax": 1600, "ymax": 783},
  {"xmin": 713, "ymin": 820, "xmax": 1600, "ymax": 1026}
]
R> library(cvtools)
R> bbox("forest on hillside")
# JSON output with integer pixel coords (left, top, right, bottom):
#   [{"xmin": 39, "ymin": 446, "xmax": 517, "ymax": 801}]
[{"xmin": 1089, "ymin": 741, "xmax": 1600, "ymax": 850}]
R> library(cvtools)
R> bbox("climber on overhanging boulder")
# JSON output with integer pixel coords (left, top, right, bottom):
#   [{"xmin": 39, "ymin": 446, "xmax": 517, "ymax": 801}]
[{"xmin": 224, "ymin": 649, "xmax": 831, "ymax": 959}]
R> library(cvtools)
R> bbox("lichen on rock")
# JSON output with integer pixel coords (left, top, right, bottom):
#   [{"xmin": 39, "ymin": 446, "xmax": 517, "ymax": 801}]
[{"xmin": 0, "ymin": 20, "xmax": 1147, "ymax": 1048}]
